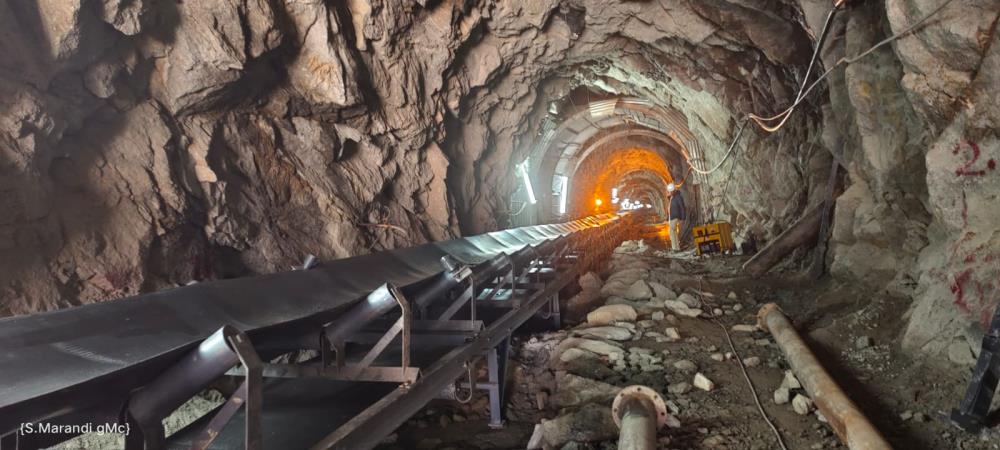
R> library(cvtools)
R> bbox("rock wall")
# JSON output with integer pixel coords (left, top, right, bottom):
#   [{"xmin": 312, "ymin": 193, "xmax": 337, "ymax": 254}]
[
  {"xmin": 0, "ymin": 0, "xmax": 821, "ymax": 315},
  {"xmin": 804, "ymin": 0, "xmax": 1000, "ymax": 359},
  {"xmin": 1, "ymin": 0, "xmax": 998, "ymax": 364}
]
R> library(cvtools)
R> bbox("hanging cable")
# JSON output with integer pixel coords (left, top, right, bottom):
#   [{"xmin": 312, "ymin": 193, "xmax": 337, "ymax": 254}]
[
  {"xmin": 749, "ymin": 3, "xmax": 844, "ymax": 131},
  {"xmin": 749, "ymin": 0, "xmax": 954, "ymax": 132},
  {"xmin": 686, "ymin": 119, "xmax": 749, "ymax": 175},
  {"xmin": 686, "ymin": 0, "xmax": 952, "ymax": 178}
]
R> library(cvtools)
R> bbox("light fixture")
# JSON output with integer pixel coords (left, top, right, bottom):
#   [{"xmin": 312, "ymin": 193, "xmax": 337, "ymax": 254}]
[
  {"xmin": 595, "ymin": 198, "xmax": 603, "ymax": 207},
  {"xmin": 519, "ymin": 162, "xmax": 536, "ymax": 204},
  {"xmin": 558, "ymin": 176, "xmax": 568, "ymax": 214},
  {"xmin": 667, "ymin": 183, "xmax": 676, "ymax": 192}
]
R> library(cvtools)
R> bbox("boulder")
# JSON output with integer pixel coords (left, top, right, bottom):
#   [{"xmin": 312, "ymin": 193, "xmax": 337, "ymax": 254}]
[
  {"xmin": 624, "ymin": 280, "xmax": 653, "ymax": 300},
  {"xmin": 540, "ymin": 403, "xmax": 618, "ymax": 448},
  {"xmin": 792, "ymin": 394, "xmax": 813, "ymax": 415},
  {"xmin": 557, "ymin": 337, "xmax": 623, "ymax": 357},
  {"xmin": 649, "ymin": 281, "xmax": 677, "ymax": 300},
  {"xmin": 565, "ymin": 289, "xmax": 602, "ymax": 323},
  {"xmin": 578, "ymin": 272, "xmax": 603, "ymax": 291},
  {"xmin": 676, "ymin": 293, "xmax": 701, "ymax": 308},
  {"xmin": 559, "ymin": 348, "xmax": 594, "ymax": 364},
  {"xmin": 773, "ymin": 387, "xmax": 790, "ymax": 405},
  {"xmin": 604, "ymin": 298, "xmax": 656, "ymax": 316},
  {"xmin": 551, "ymin": 373, "xmax": 621, "ymax": 408},
  {"xmin": 663, "ymin": 300, "xmax": 702, "ymax": 318},
  {"xmin": 587, "ymin": 304, "xmax": 637, "ymax": 325},
  {"xmin": 693, "ymin": 373, "xmax": 715, "ymax": 391},
  {"xmin": 781, "ymin": 371, "xmax": 802, "ymax": 390},
  {"xmin": 574, "ymin": 326, "xmax": 633, "ymax": 341}
]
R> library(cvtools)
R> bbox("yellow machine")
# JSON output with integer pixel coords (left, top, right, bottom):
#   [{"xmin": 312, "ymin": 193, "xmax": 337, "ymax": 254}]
[{"xmin": 692, "ymin": 221, "xmax": 735, "ymax": 255}]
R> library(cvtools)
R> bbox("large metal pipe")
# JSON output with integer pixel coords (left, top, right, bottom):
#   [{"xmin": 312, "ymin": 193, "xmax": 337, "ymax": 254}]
[
  {"xmin": 757, "ymin": 304, "xmax": 891, "ymax": 450},
  {"xmin": 611, "ymin": 386, "xmax": 669, "ymax": 450}
]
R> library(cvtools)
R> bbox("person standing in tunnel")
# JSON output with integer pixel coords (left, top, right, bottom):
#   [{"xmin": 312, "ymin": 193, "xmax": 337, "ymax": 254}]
[{"xmin": 667, "ymin": 183, "xmax": 685, "ymax": 252}]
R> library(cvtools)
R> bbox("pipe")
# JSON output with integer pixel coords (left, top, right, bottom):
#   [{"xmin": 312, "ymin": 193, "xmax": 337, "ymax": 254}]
[
  {"xmin": 743, "ymin": 203, "xmax": 825, "ymax": 277},
  {"xmin": 757, "ymin": 304, "xmax": 891, "ymax": 450},
  {"xmin": 611, "ymin": 386, "xmax": 669, "ymax": 450}
]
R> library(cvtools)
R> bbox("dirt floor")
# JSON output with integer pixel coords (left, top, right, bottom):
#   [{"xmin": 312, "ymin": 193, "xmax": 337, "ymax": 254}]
[{"xmin": 377, "ymin": 240, "xmax": 1000, "ymax": 450}]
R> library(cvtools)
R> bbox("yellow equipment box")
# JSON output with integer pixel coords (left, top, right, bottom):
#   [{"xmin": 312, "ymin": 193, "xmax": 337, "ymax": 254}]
[{"xmin": 692, "ymin": 221, "xmax": 735, "ymax": 255}]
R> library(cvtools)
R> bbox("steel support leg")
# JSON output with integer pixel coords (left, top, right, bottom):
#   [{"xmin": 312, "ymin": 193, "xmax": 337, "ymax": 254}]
[
  {"xmin": 549, "ymin": 294, "xmax": 561, "ymax": 328},
  {"xmin": 951, "ymin": 305, "xmax": 1000, "ymax": 432},
  {"xmin": 487, "ymin": 336, "xmax": 511, "ymax": 428}
]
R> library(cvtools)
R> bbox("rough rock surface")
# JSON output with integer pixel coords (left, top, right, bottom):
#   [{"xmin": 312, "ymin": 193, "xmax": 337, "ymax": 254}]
[{"xmin": 0, "ymin": 0, "xmax": 997, "ymax": 366}]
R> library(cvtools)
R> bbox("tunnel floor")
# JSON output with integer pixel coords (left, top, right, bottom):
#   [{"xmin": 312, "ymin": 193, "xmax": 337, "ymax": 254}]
[{"xmin": 375, "ymin": 240, "xmax": 999, "ymax": 450}]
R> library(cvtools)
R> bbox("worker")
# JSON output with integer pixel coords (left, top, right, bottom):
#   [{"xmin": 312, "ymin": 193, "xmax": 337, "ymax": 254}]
[{"xmin": 667, "ymin": 183, "xmax": 685, "ymax": 251}]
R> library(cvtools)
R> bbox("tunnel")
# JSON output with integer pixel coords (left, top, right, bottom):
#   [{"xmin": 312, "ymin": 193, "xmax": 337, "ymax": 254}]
[{"xmin": 1, "ymin": 0, "xmax": 1000, "ymax": 449}]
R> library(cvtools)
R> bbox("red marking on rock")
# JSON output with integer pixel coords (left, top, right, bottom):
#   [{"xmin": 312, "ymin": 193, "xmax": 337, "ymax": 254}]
[
  {"xmin": 960, "ymin": 192, "xmax": 969, "ymax": 228},
  {"xmin": 951, "ymin": 270, "xmax": 973, "ymax": 312},
  {"xmin": 955, "ymin": 140, "xmax": 993, "ymax": 177}
]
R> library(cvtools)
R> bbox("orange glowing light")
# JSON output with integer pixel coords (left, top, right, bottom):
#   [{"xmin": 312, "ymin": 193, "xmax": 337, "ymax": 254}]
[{"xmin": 595, "ymin": 198, "xmax": 603, "ymax": 206}]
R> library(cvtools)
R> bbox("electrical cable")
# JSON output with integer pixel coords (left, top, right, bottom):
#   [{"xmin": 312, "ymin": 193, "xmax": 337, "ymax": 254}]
[
  {"xmin": 749, "ymin": 0, "xmax": 954, "ymax": 132},
  {"xmin": 682, "ymin": 0, "xmax": 952, "ymax": 191},
  {"xmin": 509, "ymin": 199, "xmax": 529, "ymax": 217},
  {"xmin": 686, "ymin": 119, "xmax": 749, "ymax": 175},
  {"xmin": 749, "ymin": 4, "xmax": 843, "ymax": 131},
  {"xmin": 697, "ymin": 278, "xmax": 789, "ymax": 450}
]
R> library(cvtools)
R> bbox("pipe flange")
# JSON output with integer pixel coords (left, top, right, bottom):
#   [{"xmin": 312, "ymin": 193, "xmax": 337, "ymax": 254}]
[{"xmin": 611, "ymin": 385, "xmax": 669, "ymax": 430}]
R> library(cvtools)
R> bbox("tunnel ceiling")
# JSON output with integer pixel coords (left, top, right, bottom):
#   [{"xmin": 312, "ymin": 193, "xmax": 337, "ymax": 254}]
[{"xmin": 2, "ymin": 0, "xmax": 999, "ymax": 361}]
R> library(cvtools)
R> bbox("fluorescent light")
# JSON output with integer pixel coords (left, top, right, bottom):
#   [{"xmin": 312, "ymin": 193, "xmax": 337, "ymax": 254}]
[
  {"xmin": 558, "ymin": 176, "xmax": 568, "ymax": 214},
  {"xmin": 519, "ymin": 163, "xmax": 536, "ymax": 204}
]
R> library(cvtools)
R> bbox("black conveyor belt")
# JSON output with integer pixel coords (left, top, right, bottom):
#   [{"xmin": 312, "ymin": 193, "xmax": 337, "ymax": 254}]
[{"xmin": 0, "ymin": 215, "xmax": 616, "ymax": 433}]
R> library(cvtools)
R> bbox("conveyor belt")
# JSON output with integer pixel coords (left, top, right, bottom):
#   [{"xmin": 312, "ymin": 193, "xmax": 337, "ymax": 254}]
[{"xmin": 0, "ymin": 213, "xmax": 629, "ymax": 449}]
